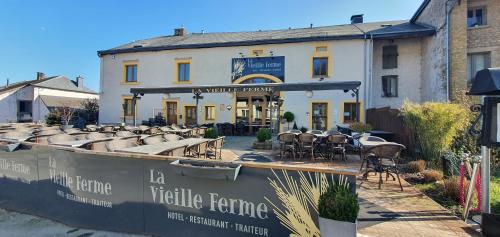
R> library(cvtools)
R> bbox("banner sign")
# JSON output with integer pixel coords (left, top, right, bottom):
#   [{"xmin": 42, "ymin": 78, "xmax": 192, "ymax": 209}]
[
  {"xmin": 231, "ymin": 56, "xmax": 285, "ymax": 82},
  {"xmin": 0, "ymin": 143, "xmax": 356, "ymax": 236}
]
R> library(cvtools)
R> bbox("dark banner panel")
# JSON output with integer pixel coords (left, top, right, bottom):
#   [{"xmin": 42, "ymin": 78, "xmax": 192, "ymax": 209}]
[
  {"xmin": 0, "ymin": 143, "xmax": 356, "ymax": 236},
  {"xmin": 231, "ymin": 56, "xmax": 285, "ymax": 82}
]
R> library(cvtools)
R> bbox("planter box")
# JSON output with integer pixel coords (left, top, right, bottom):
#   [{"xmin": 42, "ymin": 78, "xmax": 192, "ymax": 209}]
[
  {"xmin": 170, "ymin": 159, "xmax": 241, "ymax": 181},
  {"xmin": 319, "ymin": 217, "xmax": 357, "ymax": 237},
  {"xmin": 252, "ymin": 140, "xmax": 272, "ymax": 150},
  {"xmin": 482, "ymin": 213, "xmax": 500, "ymax": 237}
]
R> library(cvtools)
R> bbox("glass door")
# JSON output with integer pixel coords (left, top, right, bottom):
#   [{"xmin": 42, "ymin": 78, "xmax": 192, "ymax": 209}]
[{"xmin": 312, "ymin": 103, "xmax": 328, "ymax": 131}]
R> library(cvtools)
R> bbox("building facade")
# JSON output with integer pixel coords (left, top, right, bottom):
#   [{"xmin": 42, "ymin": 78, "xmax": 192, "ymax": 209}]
[
  {"xmin": 98, "ymin": 16, "xmax": 435, "ymax": 131},
  {"xmin": 0, "ymin": 73, "xmax": 98, "ymax": 123}
]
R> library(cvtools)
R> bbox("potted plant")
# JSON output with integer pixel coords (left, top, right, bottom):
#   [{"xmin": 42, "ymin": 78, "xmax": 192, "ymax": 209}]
[
  {"xmin": 283, "ymin": 111, "xmax": 295, "ymax": 130},
  {"xmin": 252, "ymin": 128, "xmax": 272, "ymax": 149},
  {"xmin": 318, "ymin": 178, "xmax": 359, "ymax": 237},
  {"xmin": 204, "ymin": 128, "xmax": 218, "ymax": 139}
]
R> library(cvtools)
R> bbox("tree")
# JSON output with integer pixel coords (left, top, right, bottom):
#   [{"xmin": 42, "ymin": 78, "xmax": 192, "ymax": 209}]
[
  {"xmin": 283, "ymin": 111, "xmax": 295, "ymax": 130},
  {"xmin": 81, "ymin": 98, "xmax": 99, "ymax": 124}
]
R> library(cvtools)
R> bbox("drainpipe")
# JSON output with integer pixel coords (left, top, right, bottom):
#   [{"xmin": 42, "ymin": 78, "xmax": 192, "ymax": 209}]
[{"xmin": 445, "ymin": 0, "xmax": 456, "ymax": 102}]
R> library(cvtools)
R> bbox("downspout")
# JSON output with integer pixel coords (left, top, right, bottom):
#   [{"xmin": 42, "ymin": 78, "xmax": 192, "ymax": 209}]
[
  {"xmin": 445, "ymin": 0, "xmax": 456, "ymax": 102},
  {"xmin": 353, "ymin": 23, "xmax": 370, "ymax": 119}
]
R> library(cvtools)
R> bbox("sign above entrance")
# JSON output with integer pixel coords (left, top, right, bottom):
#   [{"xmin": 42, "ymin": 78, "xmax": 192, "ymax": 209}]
[{"xmin": 231, "ymin": 56, "xmax": 285, "ymax": 82}]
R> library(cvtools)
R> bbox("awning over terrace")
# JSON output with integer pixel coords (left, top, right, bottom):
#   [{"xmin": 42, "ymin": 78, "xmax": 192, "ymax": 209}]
[{"xmin": 130, "ymin": 81, "xmax": 361, "ymax": 95}]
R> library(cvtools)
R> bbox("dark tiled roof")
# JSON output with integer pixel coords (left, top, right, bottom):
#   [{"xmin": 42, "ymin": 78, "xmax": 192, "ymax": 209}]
[
  {"xmin": 98, "ymin": 20, "xmax": 435, "ymax": 56},
  {"xmin": 39, "ymin": 95, "xmax": 89, "ymax": 108},
  {"xmin": 0, "ymin": 76, "xmax": 97, "ymax": 94}
]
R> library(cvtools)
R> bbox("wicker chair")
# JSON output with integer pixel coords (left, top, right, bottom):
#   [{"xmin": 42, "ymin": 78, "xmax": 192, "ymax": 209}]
[
  {"xmin": 298, "ymin": 133, "xmax": 316, "ymax": 159},
  {"xmin": 198, "ymin": 127, "xmax": 206, "ymax": 138},
  {"xmin": 48, "ymin": 134, "xmax": 76, "ymax": 144},
  {"xmin": 159, "ymin": 126, "xmax": 174, "ymax": 133},
  {"xmin": 186, "ymin": 141, "xmax": 209, "ymax": 158},
  {"xmin": 364, "ymin": 143, "xmax": 406, "ymax": 191},
  {"xmin": 163, "ymin": 133, "xmax": 182, "ymax": 141},
  {"xmin": 85, "ymin": 132, "xmax": 109, "ymax": 140},
  {"xmin": 142, "ymin": 134, "xmax": 165, "ymax": 145},
  {"xmin": 101, "ymin": 126, "xmax": 115, "ymax": 133},
  {"xmin": 278, "ymin": 133, "xmax": 296, "ymax": 159},
  {"xmin": 105, "ymin": 139, "xmax": 138, "ymax": 152},
  {"xmin": 327, "ymin": 134, "xmax": 348, "ymax": 160},
  {"xmin": 358, "ymin": 136, "xmax": 387, "ymax": 171}
]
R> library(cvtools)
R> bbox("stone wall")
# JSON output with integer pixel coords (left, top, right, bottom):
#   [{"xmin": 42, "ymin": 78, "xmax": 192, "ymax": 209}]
[{"xmin": 450, "ymin": 1, "xmax": 468, "ymax": 99}]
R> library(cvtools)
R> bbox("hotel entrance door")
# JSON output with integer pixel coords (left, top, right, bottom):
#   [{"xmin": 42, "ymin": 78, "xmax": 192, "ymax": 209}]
[
  {"xmin": 235, "ymin": 93, "xmax": 278, "ymax": 134},
  {"xmin": 166, "ymin": 101, "xmax": 178, "ymax": 125}
]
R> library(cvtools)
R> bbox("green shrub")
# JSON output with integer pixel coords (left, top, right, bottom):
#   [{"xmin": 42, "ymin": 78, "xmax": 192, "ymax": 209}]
[
  {"xmin": 283, "ymin": 111, "xmax": 295, "ymax": 129},
  {"xmin": 350, "ymin": 122, "xmax": 373, "ymax": 133},
  {"xmin": 256, "ymin": 128, "xmax": 272, "ymax": 142},
  {"xmin": 204, "ymin": 128, "xmax": 218, "ymax": 139},
  {"xmin": 45, "ymin": 111, "xmax": 61, "ymax": 126},
  {"xmin": 402, "ymin": 101, "xmax": 468, "ymax": 167},
  {"xmin": 407, "ymin": 160, "xmax": 426, "ymax": 173},
  {"xmin": 299, "ymin": 126, "xmax": 308, "ymax": 133},
  {"xmin": 318, "ymin": 179, "xmax": 359, "ymax": 223},
  {"xmin": 422, "ymin": 169, "xmax": 444, "ymax": 183}
]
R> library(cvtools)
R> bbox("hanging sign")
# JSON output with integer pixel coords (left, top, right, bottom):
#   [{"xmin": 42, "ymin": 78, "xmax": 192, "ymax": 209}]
[{"xmin": 231, "ymin": 56, "xmax": 285, "ymax": 82}]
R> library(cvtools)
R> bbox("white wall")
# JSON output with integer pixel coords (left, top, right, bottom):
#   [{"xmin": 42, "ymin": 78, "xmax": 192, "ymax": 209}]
[
  {"xmin": 371, "ymin": 38, "xmax": 423, "ymax": 108},
  {"xmin": 99, "ymin": 40, "xmax": 367, "ymax": 129},
  {"xmin": 0, "ymin": 89, "xmax": 20, "ymax": 122}
]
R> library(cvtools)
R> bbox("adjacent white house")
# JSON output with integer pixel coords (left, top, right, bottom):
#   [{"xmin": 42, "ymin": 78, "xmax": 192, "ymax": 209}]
[
  {"xmin": 0, "ymin": 72, "xmax": 99, "ymax": 123},
  {"xmin": 97, "ymin": 15, "xmax": 437, "ymax": 131}
]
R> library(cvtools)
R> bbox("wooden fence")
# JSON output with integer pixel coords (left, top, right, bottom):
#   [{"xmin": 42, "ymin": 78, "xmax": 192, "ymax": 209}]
[{"xmin": 366, "ymin": 107, "xmax": 415, "ymax": 155}]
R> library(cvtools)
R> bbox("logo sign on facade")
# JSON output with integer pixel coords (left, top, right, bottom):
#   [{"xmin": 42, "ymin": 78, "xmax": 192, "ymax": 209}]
[
  {"xmin": 192, "ymin": 86, "xmax": 274, "ymax": 94},
  {"xmin": 231, "ymin": 56, "xmax": 285, "ymax": 82}
]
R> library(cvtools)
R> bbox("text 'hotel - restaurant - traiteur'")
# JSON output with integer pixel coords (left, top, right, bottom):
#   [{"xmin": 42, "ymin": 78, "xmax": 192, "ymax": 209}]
[{"xmin": 97, "ymin": 0, "xmax": 498, "ymax": 133}]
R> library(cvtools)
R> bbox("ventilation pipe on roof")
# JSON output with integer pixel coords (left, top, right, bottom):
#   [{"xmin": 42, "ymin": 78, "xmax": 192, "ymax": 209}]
[
  {"xmin": 76, "ymin": 76, "xmax": 84, "ymax": 88},
  {"xmin": 174, "ymin": 28, "xmax": 186, "ymax": 36},
  {"xmin": 36, "ymin": 72, "xmax": 45, "ymax": 81},
  {"xmin": 351, "ymin": 14, "xmax": 364, "ymax": 24}
]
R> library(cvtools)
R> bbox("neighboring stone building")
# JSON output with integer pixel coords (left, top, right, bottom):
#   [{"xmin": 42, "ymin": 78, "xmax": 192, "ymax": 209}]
[
  {"xmin": 0, "ymin": 73, "xmax": 99, "ymax": 123},
  {"xmin": 413, "ymin": 0, "xmax": 500, "ymax": 100}
]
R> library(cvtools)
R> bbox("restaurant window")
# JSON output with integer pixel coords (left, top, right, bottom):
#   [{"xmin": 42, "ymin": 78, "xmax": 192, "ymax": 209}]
[
  {"xmin": 122, "ymin": 98, "xmax": 134, "ymax": 117},
  {"xmin": 178, "ymin": 63, "xmax": 190, "ymax": 82},
  {"xmin": 343, "ymin": 102, "xmax": 359, "ymax": 123},
  {"xmin": 468, "ymin": 7, "xmax": 486, "ymax": 28},
  {"xmin": 124, "ymin": 64, "xmax": 138, "ymax": 83},
  {"xmin": 205, "ymin": 106, "xmax": 215, "ymax": 120},
  {"xmin": 312, "ymin": 103, "xmax": 328, "ymax": 130},
  {"xmin": 382, "ymin": 75, "xmax": 398, "ymax": 97},
  {"xmin": 467, "ymin": 52, "xmax": 491, "ymax": 85},
  {"xmin": 312, "ymin": 57, "xmax": 329, "ymax": 77},
  {"xmin": 382, "ymin": 45, "xmax": 398, "ymax": 69}
]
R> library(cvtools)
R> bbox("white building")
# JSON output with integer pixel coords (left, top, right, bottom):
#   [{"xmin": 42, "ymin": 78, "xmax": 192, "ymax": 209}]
[
  {"xmin": 0, "ymin": 73, "xmax": 99, "ymax": 123},
  {"xmin": 98, "ymin": 15, "xmax": 436, "ymax": 132}
]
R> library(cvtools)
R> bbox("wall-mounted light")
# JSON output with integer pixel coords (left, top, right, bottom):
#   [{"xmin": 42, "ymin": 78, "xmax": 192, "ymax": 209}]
[
  {"xmin": 226, "ymin": 105, "xmax": 233, "ymax": 111},
  {"xmin": 269, "ymin": 50, "xmax": 274, "ymax": 56},
  {"xmin": 305, "ymin": 90, "xmax": 313, "ymax": 98}
]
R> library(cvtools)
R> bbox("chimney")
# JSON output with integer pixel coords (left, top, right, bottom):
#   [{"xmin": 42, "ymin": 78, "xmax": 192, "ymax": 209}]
[
  {"xmin": 350, "ymin": 14, "xmax": 364, "ymax": 24},
  {"xmin": 36, "ymin": 72, "xmax": 45, "ymax": 80},
  {"xmin": 174, "ymin": 28, "xmax": 186, "ymax": 36},
  {"xmin": 76, "ymin": 76, "xmax": 84, "ymax": 88}
]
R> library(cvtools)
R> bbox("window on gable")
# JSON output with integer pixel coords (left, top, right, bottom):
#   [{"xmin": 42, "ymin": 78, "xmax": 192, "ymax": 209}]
[
  {"xmin": 382, "ymin": 45, "xmax": 398, "ymax": 69},
  {"xmin": 178, "ymin": 63, "xmax": 190, "ymax": 82},
  {"xmin": 125, "ymin": 64, "xmax": 138, "ymax": 83},
  {"xmin": 312, "ymin": 57, "xmax": 329, "ymax": 77},
  {"xmin": 468, "ymin": 7, "xmax": 487, "ymax": 27},
  {"xmin": 382, "ymin": 75, "xmax": 398, "ymax": 97}
]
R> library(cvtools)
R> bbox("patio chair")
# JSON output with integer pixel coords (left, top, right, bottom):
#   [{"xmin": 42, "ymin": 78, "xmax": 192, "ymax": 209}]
[
  {"xmin": 171, "ymin": 124, "xmax": 181, "ymax": 130},
  {"xmin": 159, "ymin": 145, "xmax": 187, "ymax": 157},
  {"xmin": 298, "ymin": 133, "xmax": 316, "ymax": 159},
  {"xmin": 86, "ymin": 132, "xmax": 110, "ymax": 140},
  {"xmin": 105, "ymin": 139, "xmax": 138, "ymax": 152},
  {"xmin": 159, "ymin": 126, "xmax": 174, "ymax": 133},
  {"xmin": 48, "ymin": 134, "xmax": 77, "ymax": 144},
  {"xmin": 163, "ymin": 133, "xmax": 182, "ymax": 142},
  {"xmin": 327, "ymin": 134, "xmax": 348, "ymax": 161},
  {"xmin": 138, "ymin": 125, "xmax": 150, "ymax": 133},
  {"xmin": 235, "ymin": 122, "xmax": 246, "ymax": 136},
  {"xmin": 309, "ymin": 130, "xmax": 324, "ymax": 135},
  {"xmin": 207, "ymin": 137, "xmax": 224, "ymax": 159},
  {"xmin": 115, "ymin": 131, "xmax": 136, "ymax": 138},
  {"xmin": 142, "ymin": 134, "xmax": 165, "ymax": 145},
  {"xmin": 278, "ymin": 133, "xmax": 296, "ymax": 159},
  {"xmin": 85, "ymin": 125, "xmax": 98, "ymax": 132},
  {"xmin": 358, "ymin": 136, "xmax": 387, "ymax": 171},
  {"xmin": 146, "ymin": 127, "xmax": 160, "ymax": 135},
  {"xmin": 364, "ymin": 143, "xmax": 406, "ymax": 191}
]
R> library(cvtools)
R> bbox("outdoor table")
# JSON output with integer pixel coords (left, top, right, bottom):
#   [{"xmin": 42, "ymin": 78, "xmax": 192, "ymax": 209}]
[
  {"xmin": 51, "ymin": 138, "xmax": 113, "ymax": 148},
  {"xmin": 116, "ymin": 138, "xmax": 211, "ymax": 156},
  {"xmin": 168, "ymin": 129, "xmax": 192, "ymax": 137}
]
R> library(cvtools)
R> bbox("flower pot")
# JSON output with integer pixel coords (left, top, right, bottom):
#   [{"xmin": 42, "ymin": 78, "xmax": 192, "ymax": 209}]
[
  {"xmin": 319, "ymin": 217, "xmax": 357, "ymax": 237},
  {"xmin": 60, "ymin": 124, "xmax": 74, "ymax": 130}
]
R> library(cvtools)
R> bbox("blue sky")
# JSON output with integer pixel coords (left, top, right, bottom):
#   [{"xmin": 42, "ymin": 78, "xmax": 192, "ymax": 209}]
[{"xmin": 0, "ymin": 0, "xmax": 423, "ymax": 91}]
